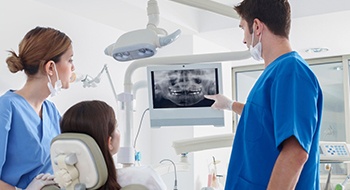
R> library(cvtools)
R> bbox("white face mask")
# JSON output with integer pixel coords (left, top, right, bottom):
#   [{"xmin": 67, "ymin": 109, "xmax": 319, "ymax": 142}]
[
  {"xmin": 249, "ymin": 31, "xmax": 263, "ymax": 61},
  {"xmin": 47, "ymin": 63, "xmax": 62, "ymax": 97}
]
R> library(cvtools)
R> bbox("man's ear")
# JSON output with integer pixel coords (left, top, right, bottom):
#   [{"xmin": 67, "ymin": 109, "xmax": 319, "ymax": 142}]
[
  {"xmin": 252, "ymin": 18, "xmax": 264, "ymax": 36},
  {"xmin": 45, "ymin": 61, "xmax": 55, "ymax": 76}
]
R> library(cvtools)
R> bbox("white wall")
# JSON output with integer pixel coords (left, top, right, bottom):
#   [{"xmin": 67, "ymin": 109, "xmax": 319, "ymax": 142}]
[
  {"xmin": 290, "ymin": 11, "xmax": 350, "ymax": 59},
  {"xmin": 0, "ymin": 0, "xmax": 128, "ymax": 111}
]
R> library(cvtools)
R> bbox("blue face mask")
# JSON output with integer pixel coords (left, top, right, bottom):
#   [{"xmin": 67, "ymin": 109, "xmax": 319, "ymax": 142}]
[
  {"xmin": 47, "ymin": 63, "xmax": 62, "ymax": 97},
  {"xmin": 249, "ymin": 31, "xmax": 263, "ymax": 61}
]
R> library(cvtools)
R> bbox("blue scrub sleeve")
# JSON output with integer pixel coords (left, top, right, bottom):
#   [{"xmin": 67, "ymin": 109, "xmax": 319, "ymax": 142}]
[
  {"xmin": 271, "ymin": 72, "xmax": 319, "ymax": 153},
  {"xmin": 0, "ymin": 100, "xmax": 12, "ymax": 177}
]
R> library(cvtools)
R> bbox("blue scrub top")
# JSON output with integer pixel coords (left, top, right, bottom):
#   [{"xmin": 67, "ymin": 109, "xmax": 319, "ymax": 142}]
[
  {"xmin": 0, "ymin": 90, "xmax": 61, "ymax": 188},
  {"xmin": 225, "ymin": 52, "xmax": 323, "ymax": 190}
]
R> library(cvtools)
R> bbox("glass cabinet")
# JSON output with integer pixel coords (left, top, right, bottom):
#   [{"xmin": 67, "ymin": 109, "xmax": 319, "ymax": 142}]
[{"xmin": 232, "ymin": 55, "xmax": 350, "ymax": 178}]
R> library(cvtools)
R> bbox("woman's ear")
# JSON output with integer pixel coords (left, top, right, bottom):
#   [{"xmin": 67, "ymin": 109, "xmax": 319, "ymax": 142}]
[
  {"xmin": 45, "ymin": 61, "xmax": 55, "ymax": 76},
  {"xmin": 108, "ymin": 136, "xmax": 114, "ymax": 151}
]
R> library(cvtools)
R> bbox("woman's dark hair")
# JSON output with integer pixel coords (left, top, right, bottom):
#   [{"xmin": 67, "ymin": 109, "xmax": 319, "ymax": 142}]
[{"xmin": 60, "ymin": 100, "xmax": 121, "ymax": 190}]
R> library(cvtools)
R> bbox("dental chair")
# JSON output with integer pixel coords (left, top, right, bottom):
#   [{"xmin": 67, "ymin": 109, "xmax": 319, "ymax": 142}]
[{"xmin": 46, "ymin": 133, "xmax": 148, "ymax": 190}]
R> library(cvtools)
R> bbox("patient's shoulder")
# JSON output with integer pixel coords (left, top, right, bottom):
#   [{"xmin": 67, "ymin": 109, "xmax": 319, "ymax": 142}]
[{"xmin": 117, "ymin": 166, "xmax": 167, "ymax": 190}]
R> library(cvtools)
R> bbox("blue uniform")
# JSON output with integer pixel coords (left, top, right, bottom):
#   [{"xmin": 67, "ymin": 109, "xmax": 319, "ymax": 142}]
[
  {"xmin": 0, "ymin": 90, "xmax": 61, "ymax": 188},
  {"xmin": 225, "ymin": 52, "xmax": 323, "ymax": 190}
]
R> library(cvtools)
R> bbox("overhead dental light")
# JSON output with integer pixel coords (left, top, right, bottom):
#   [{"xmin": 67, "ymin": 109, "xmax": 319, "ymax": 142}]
[{"xmin": 105, "ymin": 0, "xmax": 181, "ymax": 62}]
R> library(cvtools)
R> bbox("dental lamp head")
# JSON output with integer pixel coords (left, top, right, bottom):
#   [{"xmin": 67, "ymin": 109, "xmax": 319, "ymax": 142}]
[
  {"xmin": 104, "ymin": 28, "xmax": 181, "ymax": 62},
  {"xmin": 104, "ymin": 0, "xmax": 181, "ymax": 62}
]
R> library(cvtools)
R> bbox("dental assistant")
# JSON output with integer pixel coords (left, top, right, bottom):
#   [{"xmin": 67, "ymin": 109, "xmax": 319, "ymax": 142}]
[
  {"xmin": 205, "ymin": 0, "xmax": 323, "ymax": 189},
  {"xmin": 0, "ymin": 26, "xmax": 75, "ymax": 190}
]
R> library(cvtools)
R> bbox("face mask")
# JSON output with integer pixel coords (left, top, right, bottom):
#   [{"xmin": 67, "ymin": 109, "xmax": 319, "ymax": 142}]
[
  {"xmin": 47, "ymin": 63, "xmax": 62, "ymax": 97},
  {"xmin": 249, "ymin": 31, "xmax": 263, "ymax": 61}
]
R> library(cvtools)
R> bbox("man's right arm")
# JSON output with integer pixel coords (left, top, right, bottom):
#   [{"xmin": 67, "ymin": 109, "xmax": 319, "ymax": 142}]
[
  {"xmin": 204, "ymin": 94, "xmax": 245, "ymax": 115},
  {"xmin": 232, "ymin": 101, "xmax": 245, "ymax": 115}
]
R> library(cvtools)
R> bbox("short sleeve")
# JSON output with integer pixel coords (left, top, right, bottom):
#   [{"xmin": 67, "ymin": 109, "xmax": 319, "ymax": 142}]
[
  {"xmin": 0, "ymin": 98, "xmax": 12, "ymax": 176},
  {"xmin": 271, "ymin": 67, "xmax": 319, "ymax": 153}
]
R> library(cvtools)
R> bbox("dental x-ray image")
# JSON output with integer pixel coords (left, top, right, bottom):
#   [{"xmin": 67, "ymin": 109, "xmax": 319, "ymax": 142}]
[{"xmin": 151, "ymin": 68, "xmax": 218, "ymax": 108}]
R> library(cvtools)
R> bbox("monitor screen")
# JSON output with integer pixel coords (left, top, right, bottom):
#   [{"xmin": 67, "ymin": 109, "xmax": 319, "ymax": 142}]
[{"xmin": 147, "ymin": 63, "xmax": 224, "ymax": 127}]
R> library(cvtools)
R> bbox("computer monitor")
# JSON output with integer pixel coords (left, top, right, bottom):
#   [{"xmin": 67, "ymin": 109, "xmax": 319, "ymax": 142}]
[{"xmin": 147, "ymin": 63, "xmax": 224, "ymax": 127}]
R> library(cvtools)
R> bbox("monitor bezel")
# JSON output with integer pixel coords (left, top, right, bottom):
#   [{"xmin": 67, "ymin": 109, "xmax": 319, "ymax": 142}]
[{"xmin": 146, "ymin": 62, "xmax": 224, "ymax": 128}]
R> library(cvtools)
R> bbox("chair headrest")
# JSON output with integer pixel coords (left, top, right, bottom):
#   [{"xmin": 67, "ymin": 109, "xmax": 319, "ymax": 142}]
[{"xmin": 50, "ymin": 133, "xmax": 108, "ymax": 189}]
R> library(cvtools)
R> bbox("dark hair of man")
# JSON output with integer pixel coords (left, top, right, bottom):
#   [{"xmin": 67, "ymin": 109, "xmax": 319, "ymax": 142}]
[
  {"xmin": 234, "ymin": 0, "xmax": 291, "ymax": 38},
  {"xmin": 60, "ymin": 100, "xmax": 121, "ymax": 190}
]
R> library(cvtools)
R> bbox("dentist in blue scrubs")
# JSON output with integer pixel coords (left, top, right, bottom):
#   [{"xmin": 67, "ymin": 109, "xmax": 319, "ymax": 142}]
[
  {"xmin": 0, "ymin": 26, "xmax": 75, "ymax": 190},
  {"xmin": 205, "ymin": 0, "xmax": 323, "ymax": 189}
]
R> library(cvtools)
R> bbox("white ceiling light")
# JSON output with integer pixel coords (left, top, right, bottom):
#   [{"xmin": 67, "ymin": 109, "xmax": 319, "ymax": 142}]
[
  {"xmin": 105, "ymin": 0, "xmax": 181, "ymax": 62},
  {"xmin": 305, "ymin": 47, "xmax": 329, "ymax": 53}
]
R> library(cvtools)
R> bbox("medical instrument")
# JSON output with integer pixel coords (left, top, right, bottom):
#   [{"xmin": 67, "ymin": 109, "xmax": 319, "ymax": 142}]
[
  {"xmin": 71, "ymin": 64, "xmax": 119, "ymax": 105},
  {"xmin": 324, "ymin": 165, "xmax": 332, "ymax": 190},
  {"xmin": 133, "ymin": 108, "xmax": 149, "ymax": 166},
  {"xmin": 204, "ymin": 156, "xmax": 223, "ymax": 190},
  {"xmin": 154, "ymin": 153, "xmax": 190, "ymax": 176},
  {"xmin": 320, "ymin": 142, "xmax": 350, "ymax": 189},
  {"xmin": 335, "ymin": 174, "xmax": 350, "ymax": 190},
  {"xmin": 319, "ymin": 141, "xmax": 350, "ymax": 162},
  {"xmin": 105, "ymin": 0, "xmax": 181, "ymax": 62},
  {"xmin": 133, "ymin": 108, "xmax": 149, "ymax": 149},
  {"xmin": 319, "ymin": 142, "xmax": 350, "ymax": 190},
  {"xmin": 160, "ymin": 159, "xmax": 178, "ymax": 190}
]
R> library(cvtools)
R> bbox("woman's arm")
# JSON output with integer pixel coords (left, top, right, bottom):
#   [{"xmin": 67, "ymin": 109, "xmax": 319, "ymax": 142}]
[{"xmin": 0, "ymin": 180, "xmax": 15, "ymax": 190}]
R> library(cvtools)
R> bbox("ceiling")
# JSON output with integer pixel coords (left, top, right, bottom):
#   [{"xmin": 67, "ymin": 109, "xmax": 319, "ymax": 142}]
[{"xmin": 32, "ymin": 0, "xmax": 350, "ymax": 56}]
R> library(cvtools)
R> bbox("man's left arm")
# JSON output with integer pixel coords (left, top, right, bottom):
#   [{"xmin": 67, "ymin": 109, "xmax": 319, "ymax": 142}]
[{"xmin": 267, "ymin": 136, "xmax": 308, "ymax": 190}]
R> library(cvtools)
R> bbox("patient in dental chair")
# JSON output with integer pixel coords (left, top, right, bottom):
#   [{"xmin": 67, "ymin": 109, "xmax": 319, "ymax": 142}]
[{"xmin": 59, "ymin": 100, "xmax": 167, "ymax": 190}]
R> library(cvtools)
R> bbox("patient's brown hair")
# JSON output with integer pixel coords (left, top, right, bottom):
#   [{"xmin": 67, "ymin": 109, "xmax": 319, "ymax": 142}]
[{"xmin": 60, "ymin": 100, "xmax": 121, "ymax": 190}]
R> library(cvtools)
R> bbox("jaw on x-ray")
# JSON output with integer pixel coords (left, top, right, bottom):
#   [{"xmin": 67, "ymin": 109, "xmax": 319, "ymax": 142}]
[{"xmin": 152, "ymin": 68, "xmax": 217, "ymax": 108}]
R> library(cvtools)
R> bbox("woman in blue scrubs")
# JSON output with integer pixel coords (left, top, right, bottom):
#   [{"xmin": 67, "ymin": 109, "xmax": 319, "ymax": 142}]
[
  {"xmin": 205, "ymin": 0, "xmax": 323, "ymax": 189},
  {"xmin": 0, "ymin": 27, "xmax": 75, "ymax": 190}
]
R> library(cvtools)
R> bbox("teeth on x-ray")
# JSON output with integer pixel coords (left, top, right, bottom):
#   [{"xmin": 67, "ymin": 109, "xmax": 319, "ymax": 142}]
[
  {"xmin": 153, "ymin": 69, "xmax": 217, "ymax": 107},
  {"xmin": 170, "ymin": 88, "xmax": 202, "ymax": 96}
]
